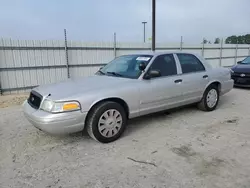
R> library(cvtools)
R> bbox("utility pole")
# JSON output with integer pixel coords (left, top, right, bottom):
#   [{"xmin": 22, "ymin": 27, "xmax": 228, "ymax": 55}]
[
  {"xmin": 113, "ymin": 32, "xmax": 117, "ymax": 58},
  {"xmin": 152, "ymin": 0, "xmax": 156, "ymax": 51},
  {"xmin": 142, "ymin": 22, "xmax": 147, "ymax": 43},
  {"xmin": 64, "ymin": 29, "xmax": 70, "ymax": 78}
]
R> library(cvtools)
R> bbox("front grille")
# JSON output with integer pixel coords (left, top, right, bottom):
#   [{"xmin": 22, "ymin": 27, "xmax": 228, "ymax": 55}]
[
  {"xmin": 231, "ymin": 72, "xmax": 250, "ymax": 78},
  {"xmin": 232, "ymin": 77, "xmax": 250, "ymax": 85},
  {"xmin": 231, "ymin": 71, "xmax": 250, "ymax": 85},
  {"xmin": 28, "ymin": 91, "xmax": 43, "ymax": 109}
]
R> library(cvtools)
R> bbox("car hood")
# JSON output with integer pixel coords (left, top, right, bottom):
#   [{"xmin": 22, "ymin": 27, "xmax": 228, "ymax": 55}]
[
  {"xmin": 232, "ymin": 64, "xmax": 250, "ymax": 73},
  {"xmin": 33, "ymin": 75, "xmax": 134, "ymax": 100}
]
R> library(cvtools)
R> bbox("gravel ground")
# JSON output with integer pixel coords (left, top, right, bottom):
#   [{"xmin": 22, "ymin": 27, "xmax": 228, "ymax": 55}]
[{"xmin": 0, "ymin": 88, "xmax": 250, "ymax": 188}]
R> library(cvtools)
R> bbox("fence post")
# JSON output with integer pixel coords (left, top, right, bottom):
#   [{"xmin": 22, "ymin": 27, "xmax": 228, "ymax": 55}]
[
  {"xmin": 0, "ymin": 38, "xmax": 2, "ymax": 95},
  {"xmin": 234, "ymin": 42, "xmax": 238, "ymax": 65},
  {"xmin": 113, "ymin": 32, "xmax": 117, "ymax": 58},
  {"xmin": 219, "ymin": 38, "xmax": 223, "ymax": 67},
  {"xmin": 0, "ymin": 38, "xmax": 5, "ymax": 95},
  {"xmin": 64, "ymin": 29, "xmax": 70, "ymax": 78},
  {"xmin": 202, "ymin": 38, "xmax": 205, "ymax": 56},
  {"xmin": 180, "ymin": 36, "xmax": 183, "ymax": 51}
]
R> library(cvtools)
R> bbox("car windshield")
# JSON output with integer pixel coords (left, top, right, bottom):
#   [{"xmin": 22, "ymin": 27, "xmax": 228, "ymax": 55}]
[
  {"xmin": 241, "ymin": 57, "xmax": 250, "ymax": 64},
  {"xmin": 98, "ymin": 55, "xmax": 153, "ymax": 79}
]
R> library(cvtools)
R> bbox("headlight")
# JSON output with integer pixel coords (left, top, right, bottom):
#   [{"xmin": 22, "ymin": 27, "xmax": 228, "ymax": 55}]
[
  {"xmin": 40, "ymin": 99, "xmax": 80, "ymax": 113},
  {"xmin": 40, "ymin": 99, "xmax": 54, "ymax": 112},
  {"xmin": 230, "ymin": 69, "xmax": 234, "ymax": 74}
]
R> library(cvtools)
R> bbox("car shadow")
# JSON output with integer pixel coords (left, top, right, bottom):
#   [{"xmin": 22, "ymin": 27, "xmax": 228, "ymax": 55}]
[
  {"xmin": 217, "ymin": 94, "xmax": 232, "ymax": 108},
  {"xmin": 124, "ymin": 94, "xmax": 233, "ymax": 137},
  {"xmin": 123, "ymin": 104, "xmax": 197, "ymax": 137}
]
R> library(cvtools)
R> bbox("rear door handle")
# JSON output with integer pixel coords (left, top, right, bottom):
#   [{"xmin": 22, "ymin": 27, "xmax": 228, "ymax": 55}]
[
  {"xmin": 174, "ymin": 79, "xmax": 182, "ymax": 83},
  {"xmin": 203, "ymin": 75, "xmax": 208, "ymax": 79}
]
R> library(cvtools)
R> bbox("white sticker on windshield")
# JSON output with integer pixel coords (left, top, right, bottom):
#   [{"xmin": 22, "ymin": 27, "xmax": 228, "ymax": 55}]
[{"xmin": 136, "ymin": 57, "xmax": 151, "ymax": 61}]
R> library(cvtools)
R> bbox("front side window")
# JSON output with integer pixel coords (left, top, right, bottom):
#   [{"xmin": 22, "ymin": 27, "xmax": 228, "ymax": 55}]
[
  {"xmin": 149, "ymin": 54, "xmax": 177, "ymax": 77},
  {"xmin": 99, "ymin": 55, "xmax": 153, "ymax": 79},
  {"xmin": 177, "ymin": 54, "xmax": 205, "ymax": 74},
  {"xmin": 241, "ymin": 56, "xmax": 250, "ymax": 64}
]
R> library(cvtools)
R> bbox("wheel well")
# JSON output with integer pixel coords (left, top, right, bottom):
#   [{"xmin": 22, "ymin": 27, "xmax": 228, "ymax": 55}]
[
  {"xmin": 84, "ymin": 98, "xmax": 129, "ymax": 126},
  {"xmin": 208, "ymin": 81, "xmax": 221, "ymax": 94}
]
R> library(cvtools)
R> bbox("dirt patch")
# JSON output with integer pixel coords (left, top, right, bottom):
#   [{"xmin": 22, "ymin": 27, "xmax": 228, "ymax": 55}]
[
  {"xmin": 197, "ymin": 157, "xmax": 226, "ymax": 177},
  {"xmin": 203, "ymin": 116, "xmax": 239, "ymax": 136},
  {"xmin": 224, "ymin": 117, "xmax": 239, "ymax": 124},
  {"xmin": 171, "ymin": 145, "xmax": 197, "ymax": 158},
  {"xmin": 0, "ymin": 94, "xmax": 28, "ymax": 108}
]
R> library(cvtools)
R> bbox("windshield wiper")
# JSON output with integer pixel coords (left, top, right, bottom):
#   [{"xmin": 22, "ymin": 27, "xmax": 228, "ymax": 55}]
[{"xmin": 106, "ymin": 72, "xmax": 124, "ymax": 77}]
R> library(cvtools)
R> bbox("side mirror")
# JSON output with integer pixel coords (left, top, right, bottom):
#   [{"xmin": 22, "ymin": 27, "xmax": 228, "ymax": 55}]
[
  {"xmin": 144, "ymin": 70, "xmax": 161, "ymax": 79},
  {"xmin": 139, "ymin": 62, "xmax": 146, "ymax": 71},
  {"xmin": 99, "ymin": 66, "xmax": 104, "ymax": 70},
  {"xmin": 237, "ymin": 61, "xmax": 242, "ymax": 64}
]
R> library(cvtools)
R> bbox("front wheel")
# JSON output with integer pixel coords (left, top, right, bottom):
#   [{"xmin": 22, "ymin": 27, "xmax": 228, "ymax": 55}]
[
  {"xmin": 86, "ymin": 101, "xmax": 127, "ymax": 143},
  {"xmin": 197, "ymin": 85, "xmax": 219, "ymax": 111}
]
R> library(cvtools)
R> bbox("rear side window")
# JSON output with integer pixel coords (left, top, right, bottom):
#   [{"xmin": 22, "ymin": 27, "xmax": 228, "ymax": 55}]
[{"xmin": 177, "ymin": 54, "xmax": 205, "ymax": 74}]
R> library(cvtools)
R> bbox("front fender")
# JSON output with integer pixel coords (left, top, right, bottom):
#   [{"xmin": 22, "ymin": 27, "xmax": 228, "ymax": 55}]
[{"xmin": 79, "ymin": 86, "xmax": 140, "ymax": 118}]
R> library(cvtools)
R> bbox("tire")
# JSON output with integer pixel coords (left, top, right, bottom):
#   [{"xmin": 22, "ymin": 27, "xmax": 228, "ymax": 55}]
[
  {"xmin": 197, "ymin": 84, "xmax": 219, "ymax": 111},
  {"xmin": 86, "ymin": 101, "xmax": 127, "ymax": 143}
]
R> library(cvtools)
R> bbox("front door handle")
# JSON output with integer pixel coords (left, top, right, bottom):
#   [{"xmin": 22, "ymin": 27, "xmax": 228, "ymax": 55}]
[
  {"xmin": 203, "ymin": 75, "xmax": 208, "ymax": 79},
  {"xmin": 174, "ymin": 79, "xmax": 182, "ymax": 83}
]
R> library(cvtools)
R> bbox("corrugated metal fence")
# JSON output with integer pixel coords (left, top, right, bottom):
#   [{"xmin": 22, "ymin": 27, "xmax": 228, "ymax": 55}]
[{"xmin": 0, "ymin": 38, "xmax": 250, "ymax": 94}]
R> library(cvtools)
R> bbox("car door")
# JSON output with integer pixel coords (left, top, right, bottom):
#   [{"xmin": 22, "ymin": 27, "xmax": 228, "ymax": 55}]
[
  {"xmin": 139, "ymin": 54, "xmax": 184, "ymax": 116},
  {"xmin": 175, "ymin": 53, "xmax": 209, "ymax": 103}
]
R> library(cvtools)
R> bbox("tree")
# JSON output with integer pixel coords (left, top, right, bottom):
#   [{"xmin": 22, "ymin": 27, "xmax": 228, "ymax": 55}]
[
  {"xmin": 214, "ymin": 38, "xmax": 220, "ymax": 44},
  {"xmin": 202, "ymin": 38, "xmax": 208, "ymax": 44},
  {"xmin": 237, "ymin": 35, "xmax": 244, "ymax": 44},
  {"xmin": 225, "ymin": 35, "xmax": 237, "ymax": 44},
  {"xmin": 245, "ymin": 34, "xmax": 250, "ymax": 44},
  {"xmin": 225, "ymin": 34, "xmax": 250, "ymax": 44}
]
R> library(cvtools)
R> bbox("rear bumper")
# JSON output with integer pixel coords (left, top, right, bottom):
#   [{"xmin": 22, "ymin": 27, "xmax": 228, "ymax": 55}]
[
  {"xmin": 221, "ymin": 79, "xmax": 234, "ymax": 95},
  {"xmin": 23, "ymin": 100, "xmax": 87, "ymax": 135}
]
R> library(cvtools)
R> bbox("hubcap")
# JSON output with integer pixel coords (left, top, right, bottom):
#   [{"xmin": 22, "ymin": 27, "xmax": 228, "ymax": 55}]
[
  {"xmin": 206, "ymin": 89, "xmax": 218, "ymax": 108},
  {"xmin": 98, "ymin": 109, "xmax": 122, "ymax": 138}
]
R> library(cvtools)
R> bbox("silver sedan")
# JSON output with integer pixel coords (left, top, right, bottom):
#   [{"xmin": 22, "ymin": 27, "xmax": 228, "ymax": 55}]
[{"xmin": 23, "ymin": 52, "xmax": 234, "ymax": 143}]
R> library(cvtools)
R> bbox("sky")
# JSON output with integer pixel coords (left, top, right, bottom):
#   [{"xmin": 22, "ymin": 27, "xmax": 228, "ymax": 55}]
[{"xmin": 0, "ymin": 0, "xmax": 249, "ymax": 43}]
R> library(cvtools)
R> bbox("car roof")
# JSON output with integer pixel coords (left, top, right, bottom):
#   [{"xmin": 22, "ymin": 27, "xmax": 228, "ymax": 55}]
[
  {"xmin": 124, "ymin": 51, "xmax": 212, "ymax": 70},
  {"xmin": 125, "ymin": 51, "xmax": 198, "ymax": 56}
]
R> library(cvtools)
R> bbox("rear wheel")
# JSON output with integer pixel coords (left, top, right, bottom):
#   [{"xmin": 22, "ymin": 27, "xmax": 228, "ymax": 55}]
[
  {"xmin": 197, "ymin": 85, "xmax": 219, "ymax": 111},
  {"xmin": 86, "ymin": 101, "xmax": 127, "ymax": 143}
]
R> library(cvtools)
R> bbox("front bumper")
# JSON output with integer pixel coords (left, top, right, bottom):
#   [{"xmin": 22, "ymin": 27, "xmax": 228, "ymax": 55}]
[
  {"xmin": 23, "ymin": 100, "xmax": 87, "ymax": 135},
  {"xmin": 234, "ymin": 83, "xmax": 250, "ymax": 88},
  {"xmin": 231, "ymin": 74, "xmax": 250, "ymax": 88}
]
